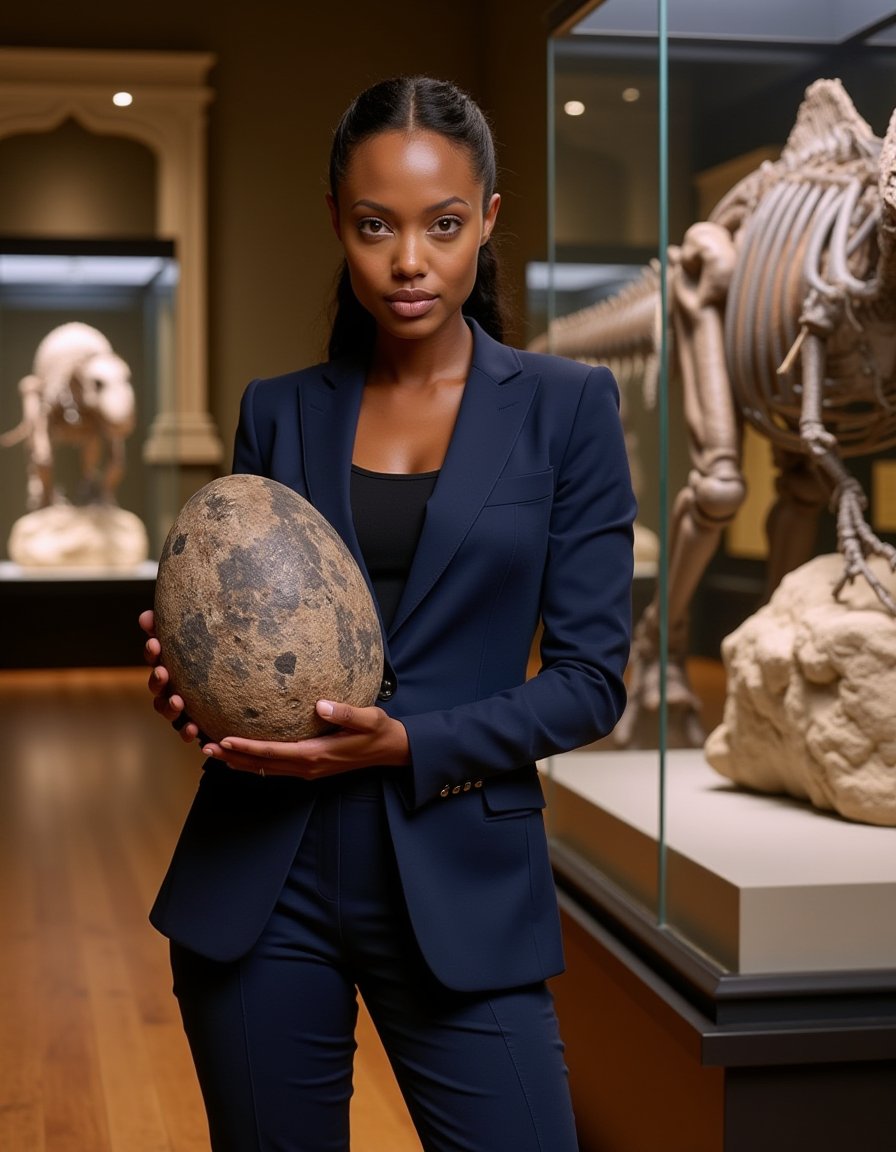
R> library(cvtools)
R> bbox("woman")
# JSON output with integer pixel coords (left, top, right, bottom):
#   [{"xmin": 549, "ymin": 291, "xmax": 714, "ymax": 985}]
[{"xmin": 142, "ymin": 75, "xmax": 636, "ymax": 1152}]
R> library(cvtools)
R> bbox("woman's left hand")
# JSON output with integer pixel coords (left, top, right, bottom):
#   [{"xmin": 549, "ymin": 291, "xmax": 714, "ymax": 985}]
[{"xmin": 200, "ymin": 699, "xmax": 410, "ymax": 779}]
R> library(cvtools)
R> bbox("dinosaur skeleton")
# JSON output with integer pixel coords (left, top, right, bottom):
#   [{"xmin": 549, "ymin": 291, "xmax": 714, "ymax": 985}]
[{"xmin": 530, "ymin": 79, "xmax": 896, "ymax": 747}]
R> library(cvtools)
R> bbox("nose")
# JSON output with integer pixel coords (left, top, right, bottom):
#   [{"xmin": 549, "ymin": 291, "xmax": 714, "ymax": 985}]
[{"xmin": 392, "ymin": 231, "xmax": 426, "ymax": 279}]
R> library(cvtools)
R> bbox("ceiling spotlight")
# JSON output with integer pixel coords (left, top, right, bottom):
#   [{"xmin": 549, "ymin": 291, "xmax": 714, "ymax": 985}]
[
  {"xmin": 622, "ymin": 87, "xmax": 640, "ymax": 104},
  {"xmin": 564, "ymin": 100, "xmax": 586, "ymax": 117},
  {"xmin": 112, "ymin": 91, "xmax": 133, "ymax": 107}
]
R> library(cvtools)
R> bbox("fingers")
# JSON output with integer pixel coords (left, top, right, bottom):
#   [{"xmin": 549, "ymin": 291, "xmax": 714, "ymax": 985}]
[
  {"xmin": 140, "ymin": 617, "xmax": 200, "ymax": 744},
  {"xmin": 147, "ymin": 670, "xmax": 199, "ymax": 742},
  {"xmin": 148, "ymin": 664, "xmax": 169, "ymax": 697},
  {"xmin": 200, "ymin": 739, "xmax": 281, "ymax": 775},
  {"xmin": 197, "ymin": 705, "xmax": 390, "ymax": 778},
  {"xmin": 143, "ymin": 635, "xmax": 161, "ymax": 667},
  {"xmin": 159, "ymin": 697, "xmax": 198, "ymax": 743},
  {"xmin": 210, "ymin": 736, "xmax": 290, "ymax": 761},
  {"xmin": 175, "ymin": 718, "xmax": 201, "ymax": 743},
  {"xmin": 316, "ymin": 700, "xmax": 377, "ymax": 730},
  {"xmin": 202, "ymin": 732, "xmax": 343, "ymax": 776},
  {"xmin": 151, "ymin": 684, "xmax": 184, "ymax": 719}
]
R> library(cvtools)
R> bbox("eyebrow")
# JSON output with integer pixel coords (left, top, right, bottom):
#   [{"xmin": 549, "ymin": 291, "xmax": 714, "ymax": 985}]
[{"xmin": 350, "ymin": 196, "xmax": 471, "ymax": 213}]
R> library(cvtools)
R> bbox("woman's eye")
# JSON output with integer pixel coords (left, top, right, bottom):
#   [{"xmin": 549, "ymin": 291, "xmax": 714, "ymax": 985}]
[
  {"xmin": 429, "ymin": 216, "xmax": 462, "ymax": 237},
  {"xmin": 358, "ymin": 218, "xmax": 391, "ymax": 236}
]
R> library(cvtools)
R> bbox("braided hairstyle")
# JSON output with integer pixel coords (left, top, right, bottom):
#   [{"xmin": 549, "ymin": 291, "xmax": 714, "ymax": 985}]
[{"xmin": 327, "ymin": 75, "xmax": 507, "ymax": 360}]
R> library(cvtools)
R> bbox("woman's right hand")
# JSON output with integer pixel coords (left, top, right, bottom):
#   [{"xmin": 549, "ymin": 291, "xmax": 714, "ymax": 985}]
[{"xmin": 139, "ymin": 608, "xmax": 201, "ymax": 743}]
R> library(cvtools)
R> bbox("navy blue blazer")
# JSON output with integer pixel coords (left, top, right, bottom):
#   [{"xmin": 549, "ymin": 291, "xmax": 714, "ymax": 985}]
[{"xmin": 150, "ymin": 320, "xmax": 636, "ymax": 992}]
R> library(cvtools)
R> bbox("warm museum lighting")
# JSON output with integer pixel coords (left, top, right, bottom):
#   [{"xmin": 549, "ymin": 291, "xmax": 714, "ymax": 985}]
[
  {"xmin": 112, "ymin": 90, "xmax": 133, "ymax": 107},
  {"xmin": 564, "ymin": 100, "xmax": 586, "ymax": 117},
  {"xmin": 622, "ymin": 87, "xmax": 640, "ymax": 103}
]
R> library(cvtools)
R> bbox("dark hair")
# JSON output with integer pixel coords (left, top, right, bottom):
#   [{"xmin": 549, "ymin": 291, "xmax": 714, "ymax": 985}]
[{"xmin": 326, "ymin": 75, "xmax": 508, "ymax": 360}]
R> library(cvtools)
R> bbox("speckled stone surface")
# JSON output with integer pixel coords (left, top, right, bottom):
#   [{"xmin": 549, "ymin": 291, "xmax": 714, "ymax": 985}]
[{"xmin": 154, "ymin": 474, "xmax": 383, "ymax": 742}]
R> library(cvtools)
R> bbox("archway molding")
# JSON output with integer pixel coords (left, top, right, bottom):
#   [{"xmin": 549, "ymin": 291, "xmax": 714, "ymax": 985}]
[{"xmin": 0, "ymin": 47, "xmax": 222, "ymax": 465}]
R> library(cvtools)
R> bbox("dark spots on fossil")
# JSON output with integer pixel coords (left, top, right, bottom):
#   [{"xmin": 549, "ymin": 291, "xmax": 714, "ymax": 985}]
[
  {"xmin": 335, "ymin": 609, "xmax": 366, "ymax": 672},
  {"xmin": 203, "ymin": 491, "xmax": 233, "ymax": 520},
  {"xmin": 243, "ymin": 706, "xmax": 261, "ymax": 720},
  {"xmin": 360, "ymin": 621, "xmax": 381, "ymax": 656},
  {"xmin": 171, "ymin": 533, "xmax": 188, "ymax": 556},
  {"xmin": 222, "ymin": 610, "xmax": 252, "ymax": 633},
  {"xmin": 216, "ymin": 545, "xmax": 258, "ymax": 592},
  {"xmin": 175, "ymin": 612, "xmax": 215, "ymax": 688},
  {"xmin": 297, "ymin": 538, "xmax": 327, "ymax": 593},
  {"xmin": 324, "ymin": 556, "xmax": 350, "ymax": 591},
  {"xmin": 268, "ymin": 481, "xmax": 301, "ymax": 525},
  {"xmin": 315, "ymin": 516, "xmax": 344, "ymax": 552},
  {"xmin": 274, "ymin": 652, "xmax": 297, "ymax": 676}
]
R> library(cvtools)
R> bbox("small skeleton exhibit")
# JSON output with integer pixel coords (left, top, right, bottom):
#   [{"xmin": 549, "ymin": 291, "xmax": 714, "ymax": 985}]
[{"xmin": 1, "ymin": 321, "xmax": 148, "ymax": 566}]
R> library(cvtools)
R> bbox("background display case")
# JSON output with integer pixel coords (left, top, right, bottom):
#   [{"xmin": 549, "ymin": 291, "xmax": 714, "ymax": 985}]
[
  {"xmin": 0, "ymin": 238, "xmax": 180, "ymax": 665},
  {"xmin": 0, "ymin": 49, "xmax": 222, "ymax": 667},
  {"xmin": 538, "ymin": 4, "xmax": 896, "ymax": 1149}
]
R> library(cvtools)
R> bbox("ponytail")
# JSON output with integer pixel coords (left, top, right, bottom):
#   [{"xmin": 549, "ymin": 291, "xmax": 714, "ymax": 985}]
[
  {"xmin": 327, "ymin": 261, "xmax": 376, "ymax": 362},
  {"xmin": 462, "ymin": 240, "xmax": 506, "ymax": 344}
]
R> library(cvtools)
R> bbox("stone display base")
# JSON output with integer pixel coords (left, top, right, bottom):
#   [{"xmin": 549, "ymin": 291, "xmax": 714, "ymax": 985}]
[
  {"xmin": 8, "ymin": 504, "xmax": 149, "ymax": 567},
  {"xmin": 543, "ymin": 748, "xmax": 896, "ymax": 1152},
  {"xmin": 542, "ymin": 747, "xmax": 896, "ymax": 973}
]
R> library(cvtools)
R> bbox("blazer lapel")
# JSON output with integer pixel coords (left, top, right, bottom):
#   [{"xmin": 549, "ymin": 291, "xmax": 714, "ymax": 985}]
[
  {"xmin": 299, "ymin": 357, "xmax": 367, "ymax": 575},
  {"xmin": 299, "ymin": 325, "xmax": 541, "ymax": 642},
  {"xmin": 388, "ymin": 323, "xmax": 540, "ymax": 638}
]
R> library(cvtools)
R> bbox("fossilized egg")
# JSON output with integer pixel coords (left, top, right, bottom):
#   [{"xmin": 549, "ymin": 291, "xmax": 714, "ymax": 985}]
[{"xmin": 154, "ymin": 474, "xmax": 384, "ymax": 742}]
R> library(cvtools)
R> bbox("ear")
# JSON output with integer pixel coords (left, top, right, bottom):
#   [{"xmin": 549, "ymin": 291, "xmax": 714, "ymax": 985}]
[
  {"xmin": 481, "ymin": 193, "xmax": 501, "ymax": 246},
  {"xmin": 326, "ymin": 193, "xmax": 342, "ymax": 241}
]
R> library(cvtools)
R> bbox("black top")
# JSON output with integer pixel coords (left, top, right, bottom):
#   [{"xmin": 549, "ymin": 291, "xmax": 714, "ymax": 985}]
[{"xmin": 350, "ymin": 465, "xmax": 439, "ymax": 629}]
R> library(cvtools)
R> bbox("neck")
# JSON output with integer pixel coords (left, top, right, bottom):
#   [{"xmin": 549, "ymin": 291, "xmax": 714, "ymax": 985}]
[{"xmin": 370, "ymin": 313, "xmax": 473, "ymax": 387}]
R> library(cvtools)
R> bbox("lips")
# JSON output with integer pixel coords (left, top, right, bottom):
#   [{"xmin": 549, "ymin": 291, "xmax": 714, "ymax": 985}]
[{"xmin": 385, "ymin": 290, "xmax": 438, "ymax": 318}]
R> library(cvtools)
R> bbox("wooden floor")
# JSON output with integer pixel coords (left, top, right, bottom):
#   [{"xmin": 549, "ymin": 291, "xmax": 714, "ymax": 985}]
[
  {"xmin": 0, "ymin": 661, "xmax": 727, "ymax": 1152},
  {"xmin": 0, "ymin": 667, "xmax": 422, "ymax": 1152}
]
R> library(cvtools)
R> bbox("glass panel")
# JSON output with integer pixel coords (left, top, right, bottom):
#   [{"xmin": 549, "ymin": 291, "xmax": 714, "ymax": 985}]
[
  {"xmin": 661, "ymin": 2, "xmax": 896, "ymax": 976},
  {"xmin": 542, "ymin": 0, "xmax": 896, "ymax": 976},
  {"xmin": 539, "ymin": 0, "xmax": 667, "ymax": 926}
]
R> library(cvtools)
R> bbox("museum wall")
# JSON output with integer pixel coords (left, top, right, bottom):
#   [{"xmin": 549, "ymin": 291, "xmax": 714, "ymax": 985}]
[{"xmin": 0, "ymin": 0, "xmax": 551, "ymax": 467}]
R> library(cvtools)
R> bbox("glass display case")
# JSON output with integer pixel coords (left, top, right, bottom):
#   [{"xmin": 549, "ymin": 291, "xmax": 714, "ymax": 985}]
[
  {"xmin": 538, "ymin": 5, "xmax": 896, "ymax": 1149},
  {"xmin": 0, "ymin": 238, "xmax": 179, "ymax": 557},
  {"xmin": 0, "ymin": 238, "xmax": 182, "ymax": 666},
  {"xmin": 0, "ymin": 48, "xmax": 221, "ymax": 667}
]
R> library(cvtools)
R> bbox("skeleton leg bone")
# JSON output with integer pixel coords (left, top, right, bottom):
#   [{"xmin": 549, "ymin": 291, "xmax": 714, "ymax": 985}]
[
  {"xmin": 798, "ymin": 326, "xmax": 896, "ymax": 612},
  {"xmin": 616, "ymin": 225, "xmax": 745, "ymax": 747}
]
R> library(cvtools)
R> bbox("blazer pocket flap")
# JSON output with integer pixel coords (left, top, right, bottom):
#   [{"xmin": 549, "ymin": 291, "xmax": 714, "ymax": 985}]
[
  {"xmin": 482, "ymin": 771, "xmax": 547, "ymax": 815},
  {"xmin": 485, "ymin": 469, "xmax": 554, "ymax": 506}
]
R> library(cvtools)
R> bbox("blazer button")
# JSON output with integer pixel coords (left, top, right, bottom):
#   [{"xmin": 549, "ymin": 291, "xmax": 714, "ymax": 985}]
[
  {"xmin": 440, "ymin": 785, "xmax": 450, "ymax": 798},
  {"xmin": 474, "ymin": 780, "xmax": 483, "ymax": 788},
  {"xmin": 463, "ymin": 781, "xmax": 472, "ymax": 792},
  {"xmin": 451, "ymin": 785, "xmax": 462, "ymax": 795},
  {"xmin": 377, "ymin": 677, "xmax": 395, "ymax": 701}
]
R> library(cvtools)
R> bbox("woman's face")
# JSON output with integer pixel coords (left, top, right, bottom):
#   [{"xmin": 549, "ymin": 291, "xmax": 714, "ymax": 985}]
[{"xmin": 328, "ymin": 129, "xmax": 500, "ymax": 345}]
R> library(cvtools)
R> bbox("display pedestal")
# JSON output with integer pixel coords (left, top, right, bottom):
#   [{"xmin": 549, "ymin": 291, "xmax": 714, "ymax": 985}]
[
  {"xmin": 544, "ymin": 750, "xmax": 896, "ymax": 1152},
  {"xmin": 0, "ymin": 561, "xmax": 156, "ymax": 667}
]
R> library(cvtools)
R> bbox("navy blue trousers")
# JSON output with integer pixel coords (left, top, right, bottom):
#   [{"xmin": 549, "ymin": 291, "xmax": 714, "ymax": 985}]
[{"xmin": 169, "ymin": 775, "xmax": 579, "ymax": 1151}]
